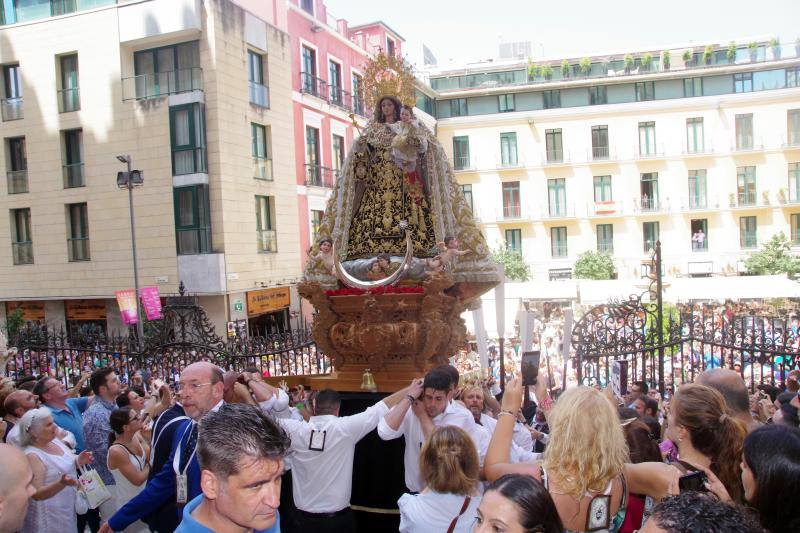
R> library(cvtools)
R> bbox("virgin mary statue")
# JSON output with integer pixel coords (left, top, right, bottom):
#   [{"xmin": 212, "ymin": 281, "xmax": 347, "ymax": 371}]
[{"xmin": 304, "ymin": 94, "xmax": 500, "ymax": 303}]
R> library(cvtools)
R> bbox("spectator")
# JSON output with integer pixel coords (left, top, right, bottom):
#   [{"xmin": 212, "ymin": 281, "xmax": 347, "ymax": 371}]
[
  {"xmin": 620, "ymin": 420, "xmax": 662, "ymax": 533},
  {"xmin": 107, "ymin": 407, "xmax": 150, "ymax": 533},
  {"xmin": 640, "ymin": 491, "xmax": 762, "ymax": 533},
  {"xmin": 175, "ymin": 403, "xmax": 289, "ymax": 533},
  {"xmin": 115, "ymin": 388, "xmax": 145, "ymax": 413},
  {"xmin": 774, "ymin": 392, "xmax": 800, "ymax": 427},
  {"xmin": 0, "ymin": 443, "xmax": 36, "ymax": 533},
  {"xmin": 3, "ymin": 388, "xmax": 37, "ymax": 444},
  {"xmin": 697, "ymin": 368, "xmax": 759, "ymax": 433},
  {"xmin": 18, "ymin": 407, "xmax": 93, "ymax": 533},
  {"xmin": 34, "ymin": 376, "xmax": 93, "ymax": 452},
  {"xmin": 398, "ymin": 426, "xmax": 481, "ymax": 533},
  {"xmin": 625, "ymin": 381, "xmax": 648, "ymax": 406},
  {"xmin": 475, "ymin": 474, "xmax": 563, "ymax": 533}
]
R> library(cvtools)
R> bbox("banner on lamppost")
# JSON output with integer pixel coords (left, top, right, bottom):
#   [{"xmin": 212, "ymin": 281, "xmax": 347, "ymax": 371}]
[
  {"xmin": 115, "ymin": 289, "xmax": 139, "ymax": 325},
  {"xmin": 140, "ymin": 286, "xmax": 163, "ymax": 320}
]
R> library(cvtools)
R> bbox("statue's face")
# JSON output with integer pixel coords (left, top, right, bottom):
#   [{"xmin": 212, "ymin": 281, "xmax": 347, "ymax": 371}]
[
  {"xmin": 319, "ymin": 241, "xmax": 332, "ymax": 253},
  {"xmin": 381, "ymin": 98, "xmax": 396, "ymax": 120}
]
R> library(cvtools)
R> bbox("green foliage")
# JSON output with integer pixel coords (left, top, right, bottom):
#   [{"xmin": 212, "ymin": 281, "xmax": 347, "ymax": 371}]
[
  {"xmin": 748, "ymin": 41, "xmax": 758, "ymax": 50},
  {"xmin": 645, "ymin": 302, "xmax": 680, "ymax": 353},
  {"xmin": 540, "ymin": 64, "xmax": 553, "ymax": 79},
  {"xmin": 3, "ymin": 308, "xmax": 24, "ymax": 342},
  {"xmin": 661, "ymin": 50, "xmax": 670, "ymax": 70},
  {"xmin": 527, "ymin": 59, "xmax": 538, "ymax": 79},
  {"xmin": 744, "ymin": 232, "xmax": 800, "ymax": 276},
  {"xmin": 560, "ymin": 59, "xmax": 570, "ymax": 77},
  {"xmin": 769, "ymin": 37, "xmax": 779, "ymax": 48},
  {"xmin": 492, "ymin": 245, "xmax": 531, "ymax": 282},
  {"xmin": 573, "ymin": 251, "xmax": 615, "ymax": 280},
  {"xmin": 703, "ymin": 44, "xmax": 713, "ymax": 64},
  {"xmin": 579, "ymin": 57, "xmax": 591, "ymax": 75},
  {"xmin": 623, "ymin": 54, "xmax": 634, "ymax": 71},
  {"xmin": 641, "ymin": 53, "xmax": 653, "ymax": 70},
  {"xmin": 682, "ymin": 49, "xmax": 693, "ymax": 62},
  {"xmin": 727, "ymin": 42, "xmax": 737, "ymax": 61}
]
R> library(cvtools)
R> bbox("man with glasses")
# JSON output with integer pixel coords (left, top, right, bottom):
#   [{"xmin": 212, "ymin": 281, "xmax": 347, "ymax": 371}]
[{"xmin": 102, "ymin": 362, "xmax": 224, "ymax": 533}]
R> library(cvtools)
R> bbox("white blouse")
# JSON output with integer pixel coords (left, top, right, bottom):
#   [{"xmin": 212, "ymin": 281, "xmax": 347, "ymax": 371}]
[{"xmin": 398, "ymin": 490, "xmax": 480, "ymax": 533}]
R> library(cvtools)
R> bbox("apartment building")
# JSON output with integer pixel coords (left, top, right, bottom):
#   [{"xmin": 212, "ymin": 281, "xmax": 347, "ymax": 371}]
[
  {"xmin": 429, "ymin": 38, "xmax": 800, "ymax": 290},
  {"xmin": 0, "ymin": 0, "xmax": 302, "ymax": 336},
  {"xmin": 288, "ymin": 0, "xmax": 404, "ymax": 262}
]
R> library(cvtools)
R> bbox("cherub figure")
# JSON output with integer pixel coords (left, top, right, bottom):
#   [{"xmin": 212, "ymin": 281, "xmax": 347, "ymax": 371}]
[
  {"xmin": 376, "ymin": 253, "xmax": 399, "ymax": 276},
  {"xmin": 366, "ymin": 259, "xmax": 386, "ymax": 280},
  {"xmin": 427, "ymin": 236, "xmax": 472, "ymax": 273},
  {"xmin": 312, "ymin": 238, "xmax": 334, "ymax": 275}
]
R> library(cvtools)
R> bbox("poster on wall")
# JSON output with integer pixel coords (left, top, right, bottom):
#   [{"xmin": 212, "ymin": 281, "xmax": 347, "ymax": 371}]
[
  {"xmin": 65, "ymin": 299, "xmax": 107, "ymax": 321},
  {"xmin": 115, "ymin": 290, "xmax": 139, "ymax": 325},
  {"xmin": 140, "ymin": 286, "xmax": 163, "ymax": 320}
]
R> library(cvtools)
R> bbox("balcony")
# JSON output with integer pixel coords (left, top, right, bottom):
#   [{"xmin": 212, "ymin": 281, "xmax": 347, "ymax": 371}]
[
  {"xmin": 732, "ymin": 191, "xmax": 759, "ymax": 208},
  {"xmin": 12, "ymin": 242, "xmax": 33, "ymax": 265},
  {"xmin": 691, "ymin": 239, "xmax": 708, "ymax": 252},
  {"xmin": 635, "ymin": 143, "xmax": 665, "ymax": 159},
  {"xmin": 503, "ymin": 204, "xmax": 521, "ymax": 219},
  {"xmin": 637, "ymin": 196, "xmax": 667, "ymax": 213},
  {"xmin": 300, "ymin": 73, "xmax": 368, "ymax": 118},
  {"xmin": 543, "ymin": 203, "xmax": 575, "ymax": 219},
  {"xmin": 591, "ymin": 200, "xmax": 621, "ymax": 216},
  {"xmin": 741, "ymin": 234, "xmax": 758, "ymax": 250},
  {"xmin": 1, "ymin": 97, "xmax": 23, "ymax": 121},
  {"xmin": 497, "ymin": 157, "xmax": 522, "ymax": 169},
  {"xmin": 732, "ymin": 137, "xmax": 764, "ymax": 153},
  {"xmin": 453, "ymin": 155, "xmax": 474, "ymax": 171},
  {"xmin": 57, "ymin": 88, "xmax": 80, "ymax": 113},
  {"xmin": 6, "ymin": 170, "xmax": 28, "ymax": 194},
  {"xmin": 253, "ymin": 157, "xmax": 273, "ymax": 180},
  {"xmin": 544, "ymin": 149, "xmax": 569, "ymax": 165},
  {"xmin": 551, "ymin": 243, "xmax": 568, "ymax": 258},
  {"xmin": 679, "ymin": 195, "xmax": 721, "ymax": 211},
  {"xmin": 67, "ymin": 237, "xmax": 90, "ymax": 262},
  {"xmin": 63, "ymin": 163, "xmax": 84, "ymax": 188},
  {"xmin": 782, "ymin": 134, "xmax": 800, "ymax": 149},
  {"xmin": 305, "ymin": 164, "xmax": 336, "ymax": 188},
  {"xmin": 122, "ymin": 68, "xmax": 203, "ymax": 101},
  {"xmin": 682, "ymin": 142, "xmax": 714, "ymax": 156},
  {"xmin": 249, "ymin": 81, "xmax": 270, "ymax": 108},
  {"xmin": 178, "ymin": 253, "xmax": 226, "ymax": 294},
  {"xmin": 597, "ymin": 241, "xmax": 614, "ymax": 254},
  {"xmin": 257, "ymin": 229, "xmax": 277, "ymax": 253},
  {"xmin": 590, "ymin": 146, "xmax": 614, "ymax": 161}
]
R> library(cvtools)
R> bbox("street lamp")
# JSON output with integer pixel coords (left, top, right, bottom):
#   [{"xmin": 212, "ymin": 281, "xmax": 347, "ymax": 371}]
[{"xmin": 116, "ymin": 155, "xmax": 145, "ymax": 350}]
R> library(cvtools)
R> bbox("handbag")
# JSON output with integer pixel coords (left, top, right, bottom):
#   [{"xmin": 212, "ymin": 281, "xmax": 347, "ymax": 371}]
[{"xmin": 77, "ymin": 465, "xmax": 112, "ymax": 509}]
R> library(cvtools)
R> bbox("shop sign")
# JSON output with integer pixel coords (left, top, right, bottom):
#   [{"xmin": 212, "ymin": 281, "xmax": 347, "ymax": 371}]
[{"xmin": 247, "ymin": 287, "xmax": 290, "ymax": 317}]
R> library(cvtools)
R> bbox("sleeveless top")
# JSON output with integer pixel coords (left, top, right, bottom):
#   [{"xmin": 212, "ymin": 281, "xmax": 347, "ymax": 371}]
[
  {"xmin": 541, "ymin": 466, "xmax": 628, "ymax": 533},
  {"xmin": 108, "ymin": 442, "xmax": 149, "ymax": 533},
  {"xmin": 22, "ymin": 439, "xmax": 78, "ymax": 533}
]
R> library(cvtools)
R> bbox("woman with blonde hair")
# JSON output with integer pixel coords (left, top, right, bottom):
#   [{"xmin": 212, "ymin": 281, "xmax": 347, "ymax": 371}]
[{"xmin": 398, "ymin": 425, "xmax": 481, "ymax": 533}]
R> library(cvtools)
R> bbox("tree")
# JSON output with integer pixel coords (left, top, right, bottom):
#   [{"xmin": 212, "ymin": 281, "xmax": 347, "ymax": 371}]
[
  {"xmin": 744, "ymin": 232, "xmax": 800, "ymax": 276},
  {"xmin": 573, "ymin": 251, "xmax": 615, "ymax": 280},
  {"xmin": 360, "ymin": 51, "xmax": 417, "ymax": 112},
  {"xmin": 3, "ymin": 308, "xmax": 24, "ymax": 343},
  {"xmin": 492, "ymin": 245, "xmax": 531, "ymax": 282}
]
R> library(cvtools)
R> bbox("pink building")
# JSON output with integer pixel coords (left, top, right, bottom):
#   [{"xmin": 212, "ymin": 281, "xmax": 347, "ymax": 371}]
[{"xmin": 287, "ymin": 0, "xmax": 404, "ymax": 263}]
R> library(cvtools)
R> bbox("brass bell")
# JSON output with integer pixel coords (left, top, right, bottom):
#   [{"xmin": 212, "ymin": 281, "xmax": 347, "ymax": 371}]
[{"xmin": 361, "ymin": 368, "xmax": 377, "ymax": 392}]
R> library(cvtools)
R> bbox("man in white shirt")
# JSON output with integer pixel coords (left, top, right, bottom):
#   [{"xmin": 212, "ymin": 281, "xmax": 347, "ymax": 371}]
[
  {"xmin": 278, "ymin": 379, "xmax": 422, "ymax": 532},
  {"xmin": 378, "ymin": 370, "xmax": 484, "ymax": 492}
]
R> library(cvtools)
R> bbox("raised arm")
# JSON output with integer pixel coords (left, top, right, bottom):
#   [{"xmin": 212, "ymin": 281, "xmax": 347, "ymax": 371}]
[
  {"xmin": 484, "ymin": 378, "xmax": 539, "ymax": 481},
  {"xmin": 623, "ymin": 462, "xmax": 682, "ymax": 501}
]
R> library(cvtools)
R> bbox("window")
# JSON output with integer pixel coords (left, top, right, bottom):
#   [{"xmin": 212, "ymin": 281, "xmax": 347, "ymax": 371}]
[
  {"xmin": 248, "ymin": 51, "xmax": 268, "ymax": 107},
  {"xmin": 691, "ymin": 219, "xmax": 708, "ymax": 251},
  {"xmin": 686, "ymin": 117, "xmax": 705, "ymax": 153},
  {"xmin": 10, "ymin": 208, "xmax": 32, "ymax": 265},
  {"xmin": 133, "ymin": 41, "xmax": 200, "ymax": 98},
  {"xmin": 305, "ymin": 126, "xmax": 321, "ymax": 185},
  {"xmin": 735, "ymin": 114, "xmax": 753, "ymax": 150},
  {"xmin": 638, "ymin": 121, "xmax": 657, "ymax": 156},
  {"xmin": 173, "ymin": 185, "xmax": 210, "ymax": 255},
  {"xmin": 58, "ymin": 54, "xmax": 79, "ymax": 112},
  {"xmin": 589, "ymin": 86, "xmax": 607, "ymax": 105},
  {"xmin": 635, "ymin": 81, "xmax": 655, "ymax": 101},
  {"xmin": 500, "ymin": 132, "xmax": 518, "ymax": 167},
  {"xmin": 640, "ymin": 173, "xmax": 659, "ymax": 211},
  {"xmin": 62, "ymin": 129, "xmax": 83, "ymax": 188},
  {"xmin": 683, "ymin": 78, "xmax": 703, "ymax": 97},
  {"xmin": 545, "ymin": 128, "xmax": 563, "ymax": 162},
  {"xmin": 505, "ymin": 229, "xmax": 522, "ymax": 253},
  {"xmin": 688, "ymin": 170, "xmax": 707, "ymax": 209},
  {"xmin": 460, "ymin": 184, "xmax": 473, "ymax": 212},
  {"xmin": 169, "ymin": 104, "xmax": 206, "ymax": 175},
  {"xmin": 255, "ymin": 195, "xmax": 276, "ymax": 253},
  {"xmin": 643, "ymin": 221, "xmax": 659, "ymax": 253},
  {"xmin": 788, "ymin": 67, "xmax": 800, "ymax": 88},
  {"xmin": 737, "ymin": 166, "xmax": 757, "ymax": 206},
  {"xmin": 251, "ymin": 123, "xmax": 271, "ymax": 180},
  {"xmin": 386, "ymin": 37, "xmax": 396, "ymax": 57},
  {"xmin": 328, "ymin": 60, "xmax": 342, "ymax": 105},
  {"xmin": 593, "ymin": 176, "xmax": 612, "ymax": 202},
  {"xmin": 450, "ymin": 98, "xmax": 468, "ymax": 117},
  {"xmin": 788, "ymin": 109, "xmax": 800, "ymax": 146},
  {"xmin": 551, "ymin": 227, "xmax": 567, "ymax": 258},
  {"xmin": 498, "ymin": 94, "xmax": 515, "ymax": 112},
  {"xmin": 300, "ymin": 0, "xmax": 313, "ymax": 14},
  {"xmin": 547, "ymin": 178, "xmax": 566, "ymax": 217},
  {"xmin": 543, "ymin": 90, "xmax": 561, "ymax": 109},
  {"xmin": 311, "ymin": 209, "xmax": 323, "ymax": 242},
  {"xmin": 453, "ymin": 136, "xmax": 470, "ymax": 170},
  {"xmin": 597, "ymin": 224, "xmax": 613, "ymax": 253},
  {"xmin": 591, "ymin": 125, "xmax": 609, "ymax": 159},
  {"xmin": 2, "ymin": 64, "xmax": 22, "ymax": 120},
  {"xmin": 6, "ymin": 136, "xmax": 27, "ymax": 193},
  {"xmin": 352, "ymin": 73, "xmax": 364, "ymax": 115},
  {"xmin": 791, "ymin": 214, "xmax": 800, "ymax": 245},
  {"xmin": 739, "ymin": 216, "xmax": 757, "ymax": 249},
  {"xmin": 66, "ymin": 202, "xmax": 90, "ymax": 261},
  {"xmin": 790, "ymin": 163, "xmax": 800, "ymax": 203},
  {"xmin": 734, "ymin": 72, "xmax": 753, "ymax": 93},
  {"xmin": 502, "ymin": 181, "xmax": 520, "ymax": 218},
  {"xmin": 301, "ymin": 46, "xmax": 317, "ymax": 94},
  {"xmin": 332, "ymin": 134, "xmax": 345, "ymax": 174}
]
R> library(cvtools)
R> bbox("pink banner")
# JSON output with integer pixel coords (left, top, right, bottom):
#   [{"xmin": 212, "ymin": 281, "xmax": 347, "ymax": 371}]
[
  {"xmin": 115, "ymin": 289, "xmax": 139, "ymax": 325},
  {"xmin": 140, "ymin": 286, "xmax": 163, "ymax": 321}
]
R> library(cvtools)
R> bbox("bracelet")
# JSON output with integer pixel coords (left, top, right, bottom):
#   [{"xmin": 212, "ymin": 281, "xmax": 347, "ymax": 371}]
[
  {"xmin": 497, "ymin": 410, "xmax": 516, "ymax": 419},
  {"xmin": 405, "ymin": 394, "xmax": 416, "ymax": 403}
]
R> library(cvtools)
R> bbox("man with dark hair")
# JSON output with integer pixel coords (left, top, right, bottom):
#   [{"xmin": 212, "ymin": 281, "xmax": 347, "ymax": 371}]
[
  {"xmin": 640, "ymin": 491, "xmax": 763, "ymax": 532},
  {"xmin": 379, "ymin": 369, "xmax": 485, "ymax": 492},
  {"xmin": 697, "ymin": 368, "xmax": 758, "ymax": 433},
  {"xmin": 175, "ymin": 403, "xmax": 290, "ymax": 533},
  {"xmin": 632, "ymin": 396, "xmax": 659, "ymax": 419},
  {"xmin": 625, "ymin": 380, "xmax": 648, "ymax": 405},
  {"xmin": 279, "ymin": 381, "xmax": 422, "ymax": 532}
]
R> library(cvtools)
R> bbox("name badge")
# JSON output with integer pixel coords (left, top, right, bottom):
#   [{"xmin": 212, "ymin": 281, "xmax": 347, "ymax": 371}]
[
  {"xmin": 309, "ymin": 429, "xmax": 326, "ymax": 451},
  {"xmin": 176, "ymin": 473, "xmax": 188, "ymax": 504}
]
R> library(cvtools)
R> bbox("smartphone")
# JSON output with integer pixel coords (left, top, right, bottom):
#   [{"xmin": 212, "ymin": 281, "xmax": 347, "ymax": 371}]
[
  {"xmin": 678, "ymin": 471, "xmax": 708, "ymax": 492},
  {"xmin": 521, "ymin": 351, "xmax": 541, "ymax": 387}
]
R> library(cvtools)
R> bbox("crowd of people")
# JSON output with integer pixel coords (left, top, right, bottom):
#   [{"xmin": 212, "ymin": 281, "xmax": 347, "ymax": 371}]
[{"xmin": 0, "ymin": 350, "xmax": 798, "ymax": 533}]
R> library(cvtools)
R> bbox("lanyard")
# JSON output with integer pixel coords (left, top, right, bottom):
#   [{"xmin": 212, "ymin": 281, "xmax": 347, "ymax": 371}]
[{"xmin": 172, "ymin": 422, "xmax": 196, "ymax": 476}]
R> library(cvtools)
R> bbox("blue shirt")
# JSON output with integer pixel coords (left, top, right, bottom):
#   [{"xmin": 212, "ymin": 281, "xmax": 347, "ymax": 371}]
[
  {"xmin": 175, "ymin": 494, "xmax": 280, "ymax": 533},
  {"xmin": 45, "ymin": 397, "xmax": 90, "ymax": 452},
  {"xmin": 83, "ymin": 396, "xmax": 116, "ymax": 485}
]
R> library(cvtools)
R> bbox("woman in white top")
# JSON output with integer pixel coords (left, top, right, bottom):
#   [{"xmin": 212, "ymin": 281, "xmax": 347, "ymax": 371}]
[
  {"xmin": 18, "ymin": 407, "xmax": 94, "ymax": 533},
  {"xmin": 107, "ymin": 407, "xmax": 150, "ymax": 533},
  {"xmin": 398, "ymin": 425, "xmax": 481, "ymax": 533}
]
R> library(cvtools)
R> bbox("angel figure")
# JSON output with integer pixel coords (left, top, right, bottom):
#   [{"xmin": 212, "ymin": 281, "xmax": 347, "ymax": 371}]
[
  {"xmin": 312, "ymin": 238, "xmax": 334, "ymax": 275},
  {"xmin": 427, "ymin": 236, "xmax": 472, "ymax": 273},
  {"xmin": 366, "ymin": 259, "xmax": 386, "ymax": 281}
]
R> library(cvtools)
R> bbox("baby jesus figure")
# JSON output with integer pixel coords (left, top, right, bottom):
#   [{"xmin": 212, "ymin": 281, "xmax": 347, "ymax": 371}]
[
  {"xmin": 427, "ymin": 236, "xmax": 472, "ymax": 273},
  {"xmin": 389, "ymin": 106, "xmax": 429, "ymax": 231}
]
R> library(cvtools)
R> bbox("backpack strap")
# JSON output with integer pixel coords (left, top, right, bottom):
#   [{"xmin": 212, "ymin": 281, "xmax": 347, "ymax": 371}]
[{"xmin": 447, "ymin": 496, "xmax": 471, "ymax": 533}]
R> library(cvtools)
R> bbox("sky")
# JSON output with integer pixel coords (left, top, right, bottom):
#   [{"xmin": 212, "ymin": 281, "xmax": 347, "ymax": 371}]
[{"xmin": 325, "ymin": 0, "xmax": 800, "ymax": 71}]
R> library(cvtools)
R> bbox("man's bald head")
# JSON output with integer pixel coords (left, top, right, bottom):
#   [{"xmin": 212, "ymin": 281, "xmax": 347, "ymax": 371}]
[
  {"xmin": 696, "ymin": 368, "xmax": 750, "ymax": 414},
  {"xmin": 3, "ymin": 389, "xmax": 37, "ymax": 418},
  {"xmin": 0, "ymin": 443, "xmax": 34, "ymax": 532}
]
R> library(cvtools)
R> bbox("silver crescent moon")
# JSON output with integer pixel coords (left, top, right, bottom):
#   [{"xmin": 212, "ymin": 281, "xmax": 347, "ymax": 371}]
[{"xmin": 333, "ymin": 230, "xmax": 415, "ymax": 290}]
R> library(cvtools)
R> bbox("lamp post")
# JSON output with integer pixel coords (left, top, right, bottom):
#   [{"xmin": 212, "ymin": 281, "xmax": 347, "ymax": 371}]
[{"xmin": 116, "ymin": 155, "xmax": 145, "ymax": 350}]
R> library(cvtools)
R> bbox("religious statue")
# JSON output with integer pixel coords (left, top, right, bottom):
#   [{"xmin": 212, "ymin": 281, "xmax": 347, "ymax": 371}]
[{"xmin": 426, "ymin": 236, "xmax": 472, "ymax": 274}]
